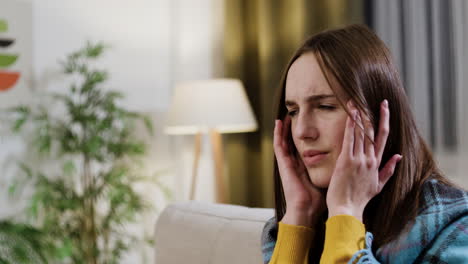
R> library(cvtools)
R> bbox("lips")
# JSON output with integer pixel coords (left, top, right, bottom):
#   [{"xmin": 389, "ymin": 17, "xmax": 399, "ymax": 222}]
[{"xmin": 302, "ymin": 150, "xmax": 328, "ymax": 166}]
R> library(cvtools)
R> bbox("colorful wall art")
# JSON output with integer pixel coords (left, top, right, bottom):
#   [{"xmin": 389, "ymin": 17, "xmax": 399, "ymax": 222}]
[
  {"xmin": 0, "ymin": 19, "xmax": 20, "ymax": 91},
  {"xmin": 0, "ymin": 1, "xmax": 32, "ymax": 108}
]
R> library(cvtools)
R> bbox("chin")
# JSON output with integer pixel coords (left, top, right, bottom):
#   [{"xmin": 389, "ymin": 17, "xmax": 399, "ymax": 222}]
[{"xmin": 307, "ymin": 168, "xmax": 331, "ymax": 188}]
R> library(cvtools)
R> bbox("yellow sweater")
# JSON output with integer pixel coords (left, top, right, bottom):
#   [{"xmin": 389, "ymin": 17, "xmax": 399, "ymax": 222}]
[{"xmin": 269, "ymin": 215, "xmax": 366, "ymax": 264}]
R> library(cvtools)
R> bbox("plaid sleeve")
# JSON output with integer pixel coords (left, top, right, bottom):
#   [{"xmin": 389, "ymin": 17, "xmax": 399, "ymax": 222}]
[
  {"xmin": 418, "ymin": 214, "xmax": 468, "ymax": 263},
  {"xmin": 261, "ymin": 216, "xmax": 278, "ymax": 264}
]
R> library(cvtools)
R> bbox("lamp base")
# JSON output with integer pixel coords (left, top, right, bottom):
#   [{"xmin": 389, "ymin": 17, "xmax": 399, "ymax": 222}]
[
  {"xmin": 209, "ymin": 129, "xmax": 227, "ymax": 204},
  {"xmin": 188, "ymin": 130, "xmax": 227, "ymax": 204}
]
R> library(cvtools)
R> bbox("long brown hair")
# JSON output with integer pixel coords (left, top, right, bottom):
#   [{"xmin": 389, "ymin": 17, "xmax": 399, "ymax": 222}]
[{"xmin": 273, "ymin": 24, "xmax": 449, "ymax": 258}]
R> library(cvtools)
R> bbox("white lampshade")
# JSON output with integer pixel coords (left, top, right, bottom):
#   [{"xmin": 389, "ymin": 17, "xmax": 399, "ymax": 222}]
[{"xmin": 165, "ymin": 79, "xmax": 258, "ymax": 134}]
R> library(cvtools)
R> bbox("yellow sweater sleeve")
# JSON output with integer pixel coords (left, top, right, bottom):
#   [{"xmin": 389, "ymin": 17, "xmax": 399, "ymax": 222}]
[
  {"xmin": 268, "ymin": 216, "xmax": 366, "ymax": 264},
  {"xmin": 320, "ymin": 215, "xmax": 366, "ymax": 264},
  {"xmin": 269, "ymin": 222, "xmax": 314, "ymax": 264}
]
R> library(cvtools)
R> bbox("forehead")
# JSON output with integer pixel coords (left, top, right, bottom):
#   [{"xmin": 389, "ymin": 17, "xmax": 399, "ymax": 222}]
[{"xmin": 285, "ymin": 53, "xmax": 335, "ymax": 100}]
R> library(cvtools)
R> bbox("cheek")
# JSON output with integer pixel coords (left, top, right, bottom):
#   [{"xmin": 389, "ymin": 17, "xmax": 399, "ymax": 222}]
[{"xmin": 328, "ymin": 119, "xmax": 347, "ymax": 152}]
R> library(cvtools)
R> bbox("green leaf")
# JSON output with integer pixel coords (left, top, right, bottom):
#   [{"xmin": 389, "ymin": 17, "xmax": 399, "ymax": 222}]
[
  {"xmin": 11, "ymin": 245, "xmax": 29, "ymax": 262},
  {"xmin": 12, "ymin": 117, "xmax": 27, "ymax": 132},
  {"xmin": 107, "ymin": 91, "xmax": 124, "ymax": 100},
  {"xmin": 62, "ymin": 160, "xmax": 76, "ymax": 175},
  {"xmin": 18, "ymin": 162, "xmax": 33, "ymax": 179},
  {"xmin": 90, "ymin": 70, "xmax": 108, "ymax": 84},
  {"xmin": 8, "ymin": 182, "xmax": 17, "ymax": 196},
  {"xmin": 8, "ymin": 106, "xmax": 30, "ymax": 133},
  {"xmin": 28, "ymin": 192, "xmax": 41, "ymax": 219},
  {"xmin": 85, "ymin": 42, "xmax": 107, "ymax": 58},
  {"xmin": 55, "ymin": 238, "xmax": 73, "ymax": 259},
  {"xmin": 36, "ymin": 133, "xmax": 52, "ymax": 153},
  {"xmin": 8, "ymin": 105, "xmax": 30, "ymax": 114},
  {"xmin": 85, "ymin": 135, "xmax": 103, "ymax": 156},
  {"xmin": 78, "ymin": 64, "xmax": 89, "ymax": 75},
  {"xmin": 0, "ymin": 20, "xmax": 7, "ymax": 33},
  {"xmin": 142, "ymin": 115, "xmax": 154, "ymax": 135}
]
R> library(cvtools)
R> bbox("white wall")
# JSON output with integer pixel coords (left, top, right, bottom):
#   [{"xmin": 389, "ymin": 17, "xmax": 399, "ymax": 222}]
[
  {"xmin": 32, "ymin": 0, "xmax": 172, "ymax": 111},
  {"xmin": 0, "ymin": 0, "xmax": 225, "ymax": 263}
]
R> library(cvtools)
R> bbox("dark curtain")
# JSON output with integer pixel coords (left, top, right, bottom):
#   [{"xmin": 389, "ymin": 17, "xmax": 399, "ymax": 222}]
[{"xmin": 223, "ymin": 0, "xmax": 365, "ymax": 208}]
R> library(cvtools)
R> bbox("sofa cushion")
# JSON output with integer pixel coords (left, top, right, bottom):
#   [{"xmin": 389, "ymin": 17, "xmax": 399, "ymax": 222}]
[{"xmin": 154, "ymin": 201, "xmax": 274, "ymax": 264}]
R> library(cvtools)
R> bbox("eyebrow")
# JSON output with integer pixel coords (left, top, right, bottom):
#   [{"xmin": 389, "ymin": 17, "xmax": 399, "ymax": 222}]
[{"xmin": 285, "ymin": 94, "xmax": 336, "ymax": 107}]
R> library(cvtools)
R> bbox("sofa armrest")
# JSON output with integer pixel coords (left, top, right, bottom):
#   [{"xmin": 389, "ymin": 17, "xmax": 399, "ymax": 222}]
[{"xmin": 154, "ymin": 201, "xmax": 274, "ymax": 264}]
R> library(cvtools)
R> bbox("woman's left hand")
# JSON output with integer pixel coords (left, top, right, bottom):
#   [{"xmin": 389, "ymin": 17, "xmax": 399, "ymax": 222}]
[{"xmin": 326, "ymin": 99, "xmax": 402, "ymax": 221}]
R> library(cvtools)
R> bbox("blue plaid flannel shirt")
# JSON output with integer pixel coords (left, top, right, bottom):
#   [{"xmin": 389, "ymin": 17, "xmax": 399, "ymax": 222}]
[{"xmin": 261, "ymin": 179, "xmax": 468, "ymax": 263}]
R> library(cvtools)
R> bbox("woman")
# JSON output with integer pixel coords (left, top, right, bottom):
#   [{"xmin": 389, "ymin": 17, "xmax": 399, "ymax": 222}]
[{"xmin": 261, "ymin": 24, "xmax": 468, "ymax": 263}]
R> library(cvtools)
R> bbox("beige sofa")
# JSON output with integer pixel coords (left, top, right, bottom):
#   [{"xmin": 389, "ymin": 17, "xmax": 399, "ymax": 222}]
[{"xmin": 154, "ymin": 201, "xmax": 274, "ymax": 264}]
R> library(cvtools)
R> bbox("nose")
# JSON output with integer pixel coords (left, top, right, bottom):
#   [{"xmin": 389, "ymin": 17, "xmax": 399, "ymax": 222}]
[{"xmin": 294, "ymin": 111, "xmax": 319, "ymax": 141}]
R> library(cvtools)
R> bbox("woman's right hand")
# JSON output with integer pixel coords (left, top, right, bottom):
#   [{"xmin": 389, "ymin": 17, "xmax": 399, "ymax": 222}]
[{"xmin": 274, "ymin": 116, "xmax": 326, "ymax": 227}]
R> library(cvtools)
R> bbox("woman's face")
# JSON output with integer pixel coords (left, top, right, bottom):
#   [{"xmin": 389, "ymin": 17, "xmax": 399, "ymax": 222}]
[{"xmin": 285, "ymin": 52, "xmax": 349, "ymax": 188}]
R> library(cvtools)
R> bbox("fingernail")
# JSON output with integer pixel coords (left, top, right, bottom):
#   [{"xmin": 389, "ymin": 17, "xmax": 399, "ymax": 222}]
[
  {"xmin": 383, "ymin": 99, "xmax": 388, "ymax": 108},
  {"xmin": 353, "ymin": 110, "xmax": 358, "ymax": 121},
  {"xmin": 397, "ymin": 154, "xmax": 403, "ymax": 161}
]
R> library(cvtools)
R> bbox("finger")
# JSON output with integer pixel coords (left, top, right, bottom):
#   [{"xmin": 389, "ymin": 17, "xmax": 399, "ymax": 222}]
[
  {"xmin": 343, "ymin": 101, "xmax": 356, "ymax": 156},
  {"xmin": 354, "ymin": 111, "xmax": 364, "ymax": 156},
  {"xmin": 274, "ymin": 120, "xmax": 294, "ymax": 181},
  {"xmin": 274, "ymin": 120, "xmax": 285, "ymax": 157},
  {"xmin": 375, "ymin": 100, "xmax": 390, "ymax": 163},
  {"xmin": 378, "ymin": 154, "xmax": 402, "ymax": 192},
  {"xmin": 362, "ymin": 113, "xmax": 375, "ymax": 156}
]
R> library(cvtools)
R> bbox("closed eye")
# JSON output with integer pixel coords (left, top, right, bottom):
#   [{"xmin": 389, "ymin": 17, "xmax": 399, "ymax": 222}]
[
  {"xmin": 318, "ymin": 105, "xmax": 336, "ymax": 110},
  {"xmin": 287, "ymin": 110, "xmax": 297, "ymax": 116}
]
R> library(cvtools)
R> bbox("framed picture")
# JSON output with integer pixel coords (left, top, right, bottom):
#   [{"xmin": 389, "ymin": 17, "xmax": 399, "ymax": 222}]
[{"xmin": 0, "ymin": 1, "xmax": 32, "ymax": 108}]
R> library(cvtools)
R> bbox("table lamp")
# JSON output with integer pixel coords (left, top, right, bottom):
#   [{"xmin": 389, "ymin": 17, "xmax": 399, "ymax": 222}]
[{"xmin": 165, "ymin": 79, "xmax": 258, "ymax": 203}]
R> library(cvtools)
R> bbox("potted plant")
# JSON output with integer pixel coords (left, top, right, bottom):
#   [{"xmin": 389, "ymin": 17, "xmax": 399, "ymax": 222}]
[{"xmin": 6, "ymin": 42, "xmax": 166, "ymax": 263}]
